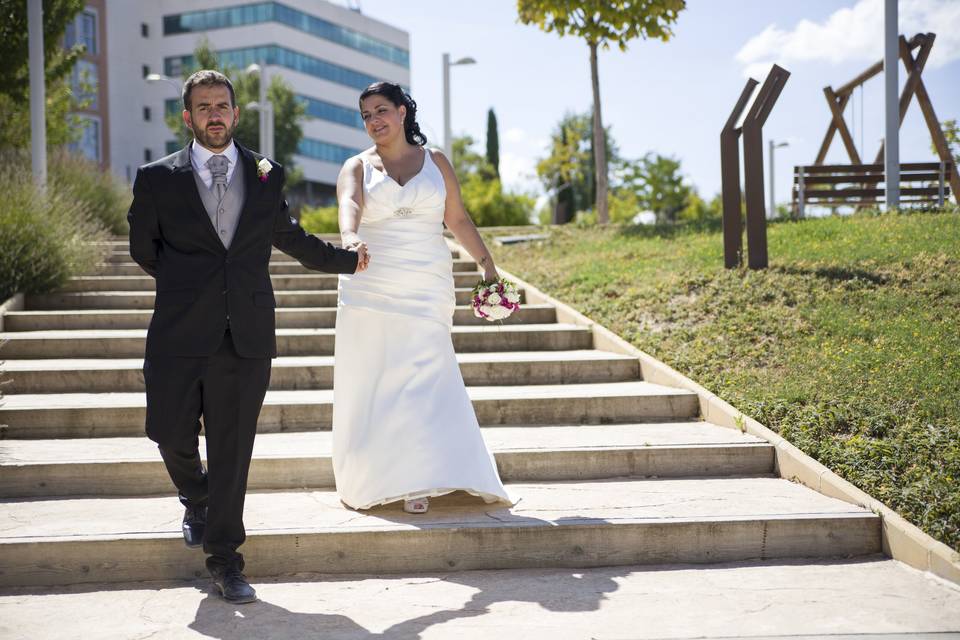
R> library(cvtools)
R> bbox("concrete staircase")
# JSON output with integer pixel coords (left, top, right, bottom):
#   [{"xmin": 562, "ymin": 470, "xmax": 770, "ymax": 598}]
[{"xmin": 0, "ymin": 238, "xmax": 882, "ymax": 588}]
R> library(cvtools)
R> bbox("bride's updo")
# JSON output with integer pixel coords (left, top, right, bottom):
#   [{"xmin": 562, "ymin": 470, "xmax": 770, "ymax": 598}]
[{"xmin": 359, "ymin": 82, "xmax": 427, "ymax": 147}]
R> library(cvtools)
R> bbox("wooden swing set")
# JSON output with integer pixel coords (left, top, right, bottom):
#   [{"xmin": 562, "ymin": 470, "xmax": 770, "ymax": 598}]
[{"xmin": 793, "ymin": 32, "xmax": 956, "ymax": 216}]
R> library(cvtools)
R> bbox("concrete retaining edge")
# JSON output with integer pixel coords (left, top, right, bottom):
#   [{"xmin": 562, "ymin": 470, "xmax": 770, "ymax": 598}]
[
  {"xmin": 451, "ymin": 235, "xmax": 960, "ymax": 586},
  {"xmin": 0, "ymin": 293, "xmax": 24, "ymax": 333}
]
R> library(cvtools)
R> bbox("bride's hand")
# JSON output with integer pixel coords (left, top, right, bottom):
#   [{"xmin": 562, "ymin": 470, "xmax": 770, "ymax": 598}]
[
  {"xmin": 483, "ymin": 266, "xmax": 499, "ymax": 282},
  {"xmin": 347, "ymin": 241, "xmax": 370, "ymax": 273},
  {"xmin": 342, "ymin": 231, "xmax": 362, "ymax": 249}
]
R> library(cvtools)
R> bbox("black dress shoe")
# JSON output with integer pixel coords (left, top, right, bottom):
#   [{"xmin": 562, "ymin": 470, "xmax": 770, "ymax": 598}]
[
  {"xmin": 182, "ymin": 503, "xmax": 207, "ymax": 549},
  {"xmin": 211, "ymin": 566, "xmax": 257, "ymax": 604}
]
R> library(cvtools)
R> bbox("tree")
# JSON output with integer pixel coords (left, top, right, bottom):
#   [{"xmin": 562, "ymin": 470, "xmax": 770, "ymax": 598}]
[
  {"xmin": 934, "ymin": 119, "xmax": 960, "ymax": 167},
  {"xmin": 618, "ymin": 152, "xmax": 690, "ymax": 224},
  {"xmin": 164, "ymin": 39, "xmax": 306, "ymax": 168},
  {"xmin": 536, "ymin": 111, "xmax": 617, "ymax": 223},
  {"xmin": 452, "ymin": 135, "xmax": 532, "ymax": 226},
  {"xmin": 486, "ymin": 108, "xmax": 500, "ymax": 179},
  {"xmin": 0, "ymin": 0, "xmax": 87, "ymax": 149},
  {"xmin": 452, "ymin": 134, "xmax": 496, "ymax": 182},
  {"xmin": 518, "ymin": 0, "xmax": 686, "ymax": 224}
]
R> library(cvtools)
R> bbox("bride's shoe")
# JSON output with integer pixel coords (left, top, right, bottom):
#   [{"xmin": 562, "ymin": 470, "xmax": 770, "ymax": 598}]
[{"xmin": 403, "ymin": 497, "xmax": 429, "ymax": 514}]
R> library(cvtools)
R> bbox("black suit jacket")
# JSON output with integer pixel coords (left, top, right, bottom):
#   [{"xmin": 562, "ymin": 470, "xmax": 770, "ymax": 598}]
[{"xmin": 127, "ymin": 141, "xmax": 357, "ymax": 359}]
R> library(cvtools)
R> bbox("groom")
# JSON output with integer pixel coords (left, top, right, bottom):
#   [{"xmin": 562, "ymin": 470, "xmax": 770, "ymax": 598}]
[{"xmin": 128, "ymin": 69, "xmax": 367, "ymax": 603}]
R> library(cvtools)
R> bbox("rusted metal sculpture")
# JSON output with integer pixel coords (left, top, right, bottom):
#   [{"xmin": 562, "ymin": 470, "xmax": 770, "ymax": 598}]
[
  {"xmin": 720, "ymin": 65, "xmax": 790, "ymax": 269},
  {"xmin": 720, "ymin": 78, "xmax": 757, "ymax": 269},
  {"xmin": 814, "ymin": 32, "xmax": 958, "ymax": 205}
]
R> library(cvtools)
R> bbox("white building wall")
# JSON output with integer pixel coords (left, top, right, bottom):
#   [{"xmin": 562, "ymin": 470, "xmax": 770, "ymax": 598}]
[{"xmin": 103, "ymin": 0, "xmax": 409, "ymax": 195}]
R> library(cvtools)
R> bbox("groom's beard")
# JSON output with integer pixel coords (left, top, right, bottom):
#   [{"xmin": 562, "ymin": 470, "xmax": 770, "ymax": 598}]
[{"xmin": 192, "ymin": 120, "xmax": 236, "ymax": 150}]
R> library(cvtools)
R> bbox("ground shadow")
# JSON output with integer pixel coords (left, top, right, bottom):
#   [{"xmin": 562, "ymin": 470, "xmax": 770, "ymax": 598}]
[{"xmin": 774, "ymin": 264, "xmax": 890, "ymax": 285}]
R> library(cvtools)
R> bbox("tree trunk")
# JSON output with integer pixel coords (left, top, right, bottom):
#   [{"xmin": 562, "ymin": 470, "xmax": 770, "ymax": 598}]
[{"xmin": 589, "ymin": 41, "xmax": 609, "ymax": 225}]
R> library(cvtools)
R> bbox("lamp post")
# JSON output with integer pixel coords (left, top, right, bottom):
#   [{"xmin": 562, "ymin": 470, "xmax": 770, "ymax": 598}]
[
  {"xmin": 884, "ymin": 0, "xmax": 899, "ymax": 209},
  {"xmin": 442, "ymin": 53, "xmax": 476, "ymax": 160},
  {"xmin": 28, "ymin": 0, "xmax": 46, "ymax": 189},
  {"xmin": 245, "ymin": 63, "xmax": 274, "ymax": 159},
  {"xmin": 769, "ymin": 139, "xmax": 789, "ymax": 217},
  {"xmin": 145, "ymin": 73, "xmax": 182, "ymax": 94}
]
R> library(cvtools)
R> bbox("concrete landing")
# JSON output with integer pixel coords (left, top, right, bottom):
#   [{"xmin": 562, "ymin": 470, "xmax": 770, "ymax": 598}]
[{"xmin": 1, "ymin": 558, "xmax": 957, "ymax": 639}]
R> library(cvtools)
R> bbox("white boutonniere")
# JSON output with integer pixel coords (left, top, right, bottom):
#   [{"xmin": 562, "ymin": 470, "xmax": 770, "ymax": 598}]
[{"xmin": 257, "ymin": 158, "xmax": 273, "ymax": 183}]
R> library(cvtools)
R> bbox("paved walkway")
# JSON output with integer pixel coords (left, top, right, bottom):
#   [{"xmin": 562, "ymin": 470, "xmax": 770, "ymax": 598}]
[{"xmin": 2, "ymin": 558, "xmax": 959, "ymax": 639}]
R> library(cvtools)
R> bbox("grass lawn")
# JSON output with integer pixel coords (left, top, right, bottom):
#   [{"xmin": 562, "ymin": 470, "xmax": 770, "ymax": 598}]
[{"xmin": 482, "ymin": 210, "xmax": 960, "ymax": 552}]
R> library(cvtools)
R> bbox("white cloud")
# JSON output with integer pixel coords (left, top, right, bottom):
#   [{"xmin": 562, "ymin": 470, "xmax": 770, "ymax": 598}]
[
  {"xmin": 498, "ymin": 149, "xmax": 539, "ymax": 194},
  {"xmin": 736, "ymin": 0, "xmax": 960, "ymax": 78},
  {"xmin": 503, "ymin": 127, "xmax": 528, "ymax": 143}
]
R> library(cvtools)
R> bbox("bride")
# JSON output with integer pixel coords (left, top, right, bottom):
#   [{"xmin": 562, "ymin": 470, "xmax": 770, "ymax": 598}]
[{"xmin": 331, "ymin": 82, "xmax": 514, "ymax": 514}]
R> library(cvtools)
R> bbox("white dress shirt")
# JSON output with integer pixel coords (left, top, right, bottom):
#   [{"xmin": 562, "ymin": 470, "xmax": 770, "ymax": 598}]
[{"xmin": 190, "ymin": 139, "xmax": 239, "ymax": 190}]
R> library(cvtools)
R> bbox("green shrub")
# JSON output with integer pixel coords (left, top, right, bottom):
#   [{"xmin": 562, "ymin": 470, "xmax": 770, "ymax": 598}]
[
  {"xmin": 0, "ymin": 150, "xmax": 107, "ymax": 302},
  {"xmin": 48, "ymin": 150, "xmax": 131, "ymax": 235},
  {"xmin": 460, "ymin": 176, "xmax": 533, "ymax": 227},
  {"xmin": 300, "ymin": 204, "xmax": 340, "ymax": 234}
]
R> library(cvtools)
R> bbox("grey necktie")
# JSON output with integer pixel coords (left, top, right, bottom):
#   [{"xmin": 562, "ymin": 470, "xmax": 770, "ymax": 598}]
[{"xmin": 206, "ymin": 154, "xmax": 229, "ymax": 202}]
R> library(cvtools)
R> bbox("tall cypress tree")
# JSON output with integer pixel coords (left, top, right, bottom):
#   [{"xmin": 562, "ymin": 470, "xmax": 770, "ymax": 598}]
[{"xmin": 485, "ymin": 108, "xmax": 500, "ymax": 179}]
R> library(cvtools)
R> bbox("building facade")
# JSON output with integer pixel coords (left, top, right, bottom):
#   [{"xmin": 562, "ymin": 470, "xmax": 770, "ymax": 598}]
[{"xmin": 72, "ymin": 0, "xmax": 409, "ymax": 205}]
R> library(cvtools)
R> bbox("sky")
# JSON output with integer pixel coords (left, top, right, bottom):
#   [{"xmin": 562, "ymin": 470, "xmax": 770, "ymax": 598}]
[{"xmin": 342, "ymin": 0, "xmax": 960, "ymax": 210}]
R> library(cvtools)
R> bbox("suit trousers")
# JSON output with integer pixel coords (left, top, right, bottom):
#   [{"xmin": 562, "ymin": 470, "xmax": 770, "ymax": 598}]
[{"xmin": 143, "ymin": 328, "xmax": 271, "ymax": 572}]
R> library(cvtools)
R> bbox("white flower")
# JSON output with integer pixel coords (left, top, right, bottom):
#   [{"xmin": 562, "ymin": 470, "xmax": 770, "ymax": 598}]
[
  {"xmin": 505, "ymin": 291, "xmax": 520, "ymax": 304},
  {"xmin": 488, "ymin": 304, "xmax": 512, "ymax": 320},
  {"xmin": 480, "ymin": 304, "xmax": 495, "ymax": 318},
  {"xmin": 487, "ymin": 293, "xmax": 502, "ymax": 305},
  {"xmin": 257, "ymin": 158, "xmax": 273, "ymax": 182},
  {"xmin": 488, "ymin": 284, "xmax": 499, "ymax": 293}
]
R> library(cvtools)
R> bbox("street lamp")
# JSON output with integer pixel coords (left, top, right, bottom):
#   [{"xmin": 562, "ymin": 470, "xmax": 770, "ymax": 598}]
[
  {"xmin": 28, "ymin": 0, "xmax": 46, "ymax": 189},
  {"xmin": 769, "ymin": 139, "xmax": 789, "ymax": 217},
  {"xmin": 245, "ymin": 63, "xmax": 274, "ymax": 160},
  {"xmin": 442, "ymin": 53, "xmax": 476, "ymax": 160},
  {"xmin": 145, "ymin": 73, "xmax": 182, "ymax": 94}
]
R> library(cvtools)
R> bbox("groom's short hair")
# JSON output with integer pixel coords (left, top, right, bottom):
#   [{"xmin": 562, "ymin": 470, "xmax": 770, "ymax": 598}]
[{"xmin": 182, "ymin": 70, "xmax": 236, "ymax": 112}]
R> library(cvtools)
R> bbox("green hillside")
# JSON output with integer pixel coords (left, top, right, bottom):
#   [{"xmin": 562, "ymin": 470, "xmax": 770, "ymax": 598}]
[{"xmin": 484, "ymin": 210, "xmax": 960, "ymax": 551}]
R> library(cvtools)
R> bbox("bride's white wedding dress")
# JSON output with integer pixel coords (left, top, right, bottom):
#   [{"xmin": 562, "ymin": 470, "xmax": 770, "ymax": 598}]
[{"xmin": 332, "ymin": 149, "xmax": 513, "ymax": 510}]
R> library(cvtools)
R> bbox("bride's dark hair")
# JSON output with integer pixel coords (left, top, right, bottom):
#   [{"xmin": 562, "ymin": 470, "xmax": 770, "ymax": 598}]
[{"xmin": 359, "ymin": 82, "xmax": 427, "ymax": 147}]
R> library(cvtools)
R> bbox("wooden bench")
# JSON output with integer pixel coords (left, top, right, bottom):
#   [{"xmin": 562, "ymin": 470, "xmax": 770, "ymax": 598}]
[{"xmin": 792, "ymin": 162, "xmax": 953, "ymax": 217}]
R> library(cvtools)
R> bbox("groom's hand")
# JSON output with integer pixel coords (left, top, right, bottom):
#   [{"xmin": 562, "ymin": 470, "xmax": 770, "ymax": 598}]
[{"xmin": 348, "ymin": 242, "xmax": 370, "ymax": 273}]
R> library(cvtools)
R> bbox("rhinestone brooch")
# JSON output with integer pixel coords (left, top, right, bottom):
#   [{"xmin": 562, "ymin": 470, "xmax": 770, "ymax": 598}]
[{"xmin": 393, "ymin": 207, "xmax": 413, "ymax": 218}]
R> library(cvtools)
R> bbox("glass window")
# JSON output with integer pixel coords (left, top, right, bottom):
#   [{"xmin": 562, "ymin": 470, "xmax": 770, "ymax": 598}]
[
  {"xmin": 65, "ymin": 10, "xmax": 98, "ymax": 54},
  {"xmin": 166, "ymin": 140, "xmax": 182, "ymax": 155},
  {"xmin": 298, "ymin": 96, "xmax": 363, "ymax": 130},
  {"xmin": 166, "ymin": 45, "xmax": 381, "ymax": 91},
  {"xmin": 143, "ymin": 106, "xmax": 152, "ymax": 122},
  {"xmin": 142, "ymin": 64, "xmax": 150, "ymax": 78},
  {"xmin": 165, "ymin": 98, "xmax": 181, "ymax": 116},
  {"xmin": 69, "ymin": 116, "xmax": 101, "ymax": 162},
  {"xmin": 141, "ymin": 23, "xmax": 149, "ymax": 37},
  {"xmin": 71, "ymin": 60, "xmax": 99, "ymax": 110},
  {"xmin": 162, "ymin": 2, "xmax": 409, "ymax": 67},
  {"xmin": 297, "ymin": 138, "xmax": 360, "ymax": 165},
  {"xmin": 144, "ymin": 148, "xmax": 153, "ymax": 163},
  {"xmin": 81, "ymin": 11, "xmax": 97, "ymax": 53}
]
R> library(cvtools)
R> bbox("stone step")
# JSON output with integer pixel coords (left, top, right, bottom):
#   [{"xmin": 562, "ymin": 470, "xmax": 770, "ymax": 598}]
[
  {"xmin": 0, "ymin": 382, "xmax": 700, "ymax": 438},
  {"xmin": 0, "ymin": 350, "xmax": 634, "ymax": 393},
  {"xmin": 25, "ymin": 287, "xmax": 511, "ymax": 310},
  {"xmin": 103, "ymin": 247, "xmax": 461, "ymax": 262},
  {"xmin": 95, "ymin": 258, "xmax": 479, "ymax": 276},
  {"xmin": 62, "ymin": 271, "xmax": 484, "ymax": 292},
  {"xmin": 0, "ymin": 303, "xmax": 556, "ymax": 332},
  {"xmin": 0, "ymin": 422, "xmax": 774, "ymax": 498},
  {"xmin": 0, "ymin": 323, "xmax": 584, "ymax": 359},
  {"xmin": 0, "ymin": 477, "xmax": 881, "ymax": 587}
]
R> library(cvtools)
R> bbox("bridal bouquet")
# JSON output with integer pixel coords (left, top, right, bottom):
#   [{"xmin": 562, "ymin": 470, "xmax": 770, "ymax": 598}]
[{"xmin": 472, "ymin": 277, "xmax": 521, "ymax": 321}]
